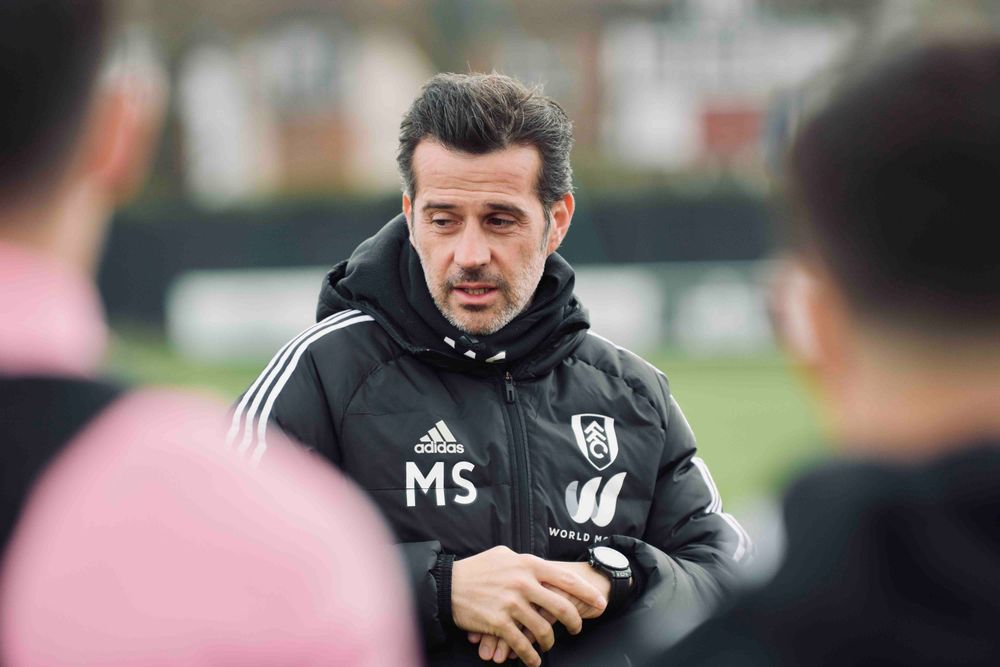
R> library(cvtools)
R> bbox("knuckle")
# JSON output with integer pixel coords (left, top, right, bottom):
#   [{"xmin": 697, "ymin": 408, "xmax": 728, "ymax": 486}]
[
  {"xmin": 500, "ymin": 621, "xmax": 520, "ymax": 642},
  {"xmin": 520, "ymin": 553, "xmax": 541, "ymax": 568},
  {"xmin": 514, "ymin": 575, "xmax": 535, "ymax": 595},
  {"xmin": 491, "ymin": 610, "xmax": 510, "ymax": 631},
  {"xmin": 490, "ymin": 545, "xmax": 512, "ymax": 560}
]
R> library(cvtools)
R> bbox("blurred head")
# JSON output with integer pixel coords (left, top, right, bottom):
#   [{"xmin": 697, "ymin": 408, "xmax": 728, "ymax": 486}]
[
  {"xmin": 0, "ymin": 0, "xmax": 164, "ymax": 272},
  {"xmin": 778, "ymin": 38, "xmax": 1000, "ymax": 451},
  {"xmin": 399, "ymin": 73, "xmax": 574, "ymax": 335}
]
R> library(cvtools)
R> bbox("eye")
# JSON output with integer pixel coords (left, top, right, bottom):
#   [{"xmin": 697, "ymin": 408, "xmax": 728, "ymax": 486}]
[
  {"xmin": 486, "ymin": 216, "xmax": 516, "ymax": 228},
  {"xmin": 430, "ymin": 217, "xmax": 457, "ymax": 228}
]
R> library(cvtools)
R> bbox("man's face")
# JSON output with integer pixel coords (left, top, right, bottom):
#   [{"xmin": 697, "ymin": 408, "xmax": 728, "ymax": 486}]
[{"xmin": 403, "ymin": 140, "xmax": 572, "ymax": 336}]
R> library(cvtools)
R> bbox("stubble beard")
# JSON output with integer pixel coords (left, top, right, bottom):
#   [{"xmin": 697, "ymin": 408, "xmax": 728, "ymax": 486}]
[{"xmin": 425, "ymin": 255, "xmax": 545, "ymax": 336}]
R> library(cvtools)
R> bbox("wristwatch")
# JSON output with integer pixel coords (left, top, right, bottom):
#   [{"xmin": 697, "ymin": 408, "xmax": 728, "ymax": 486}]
[{"xmin": 587, "ymin": 545, "xmax": 632, "ymax": 613}]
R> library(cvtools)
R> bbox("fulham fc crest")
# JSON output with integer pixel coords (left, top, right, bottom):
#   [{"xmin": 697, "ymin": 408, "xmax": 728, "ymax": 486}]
[{"xmin": 570, "ymin": 414, "xmax": 619, "ymax": 471}]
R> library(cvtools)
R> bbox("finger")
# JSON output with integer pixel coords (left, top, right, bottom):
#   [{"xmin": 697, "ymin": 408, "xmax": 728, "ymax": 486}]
[
  {"xmin": 535, "ymin": 562, "xmax": 607, "ymax": 612},
  {"xmin": 478, "ymin": 634, "xmax": 498, "ymax": 661},
  {"xmin": 468, "ymin": 632, "xmax": 483, "ymax": 644},
  {"xmin": 492, "ymin": 639, "xmax": 511, "ymax": 663},
  {"xmin": 542, "ymin": 584, "xmax": 602, "ymax": 620},
  {"xmin": 525, "ymin": 584, "xmax": 584, "ymax": 635},
  {"xmin": 497, "ymin": 621, "xmax": 542, "ymax": 667},
  {"xmin": 512, "ymin": 603, "xmax": 556, "ymax": 652}
]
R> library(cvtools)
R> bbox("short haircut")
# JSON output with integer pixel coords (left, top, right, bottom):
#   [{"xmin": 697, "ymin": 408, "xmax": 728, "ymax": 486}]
[
  {"xmin": 0, "ymin": 0, "xmax": 110, "ymax": 205},
  {"xmin": 787, "ymin": 39, "xmax": 1000, "ymax": 333},
  {"xmin": 397, "ymin": 72, "xmax": 574, "ymax": 213}
]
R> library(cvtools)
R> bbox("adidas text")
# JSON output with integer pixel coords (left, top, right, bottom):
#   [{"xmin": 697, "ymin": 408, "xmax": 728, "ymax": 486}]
[{"xmin": 414, "ymin": 442, "xmax": 465, "ymax": 454}]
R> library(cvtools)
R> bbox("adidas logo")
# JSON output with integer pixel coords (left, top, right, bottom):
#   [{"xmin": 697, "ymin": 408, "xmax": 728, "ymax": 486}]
[{"xmin": 414, "ymin": 420, "xmax": 465, "ymax": 454}]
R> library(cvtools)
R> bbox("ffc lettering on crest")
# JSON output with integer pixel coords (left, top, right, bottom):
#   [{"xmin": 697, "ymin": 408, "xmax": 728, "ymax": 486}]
[{"xmin": 570, "ymin": 413, "xmax": 618, "ymax": 471}]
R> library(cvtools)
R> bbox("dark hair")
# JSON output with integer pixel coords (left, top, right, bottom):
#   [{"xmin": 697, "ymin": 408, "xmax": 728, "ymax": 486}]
[
  {"xmin": 0, "ymin": 0, "xmax": 110, "ymax": 204},
  {"xmin": 397, "ymin": 72, "xmax": 574, "ymax": 213},
  {"xmin": 786, "ymin": 39, "xmax": 1000, "ymax": 333}
]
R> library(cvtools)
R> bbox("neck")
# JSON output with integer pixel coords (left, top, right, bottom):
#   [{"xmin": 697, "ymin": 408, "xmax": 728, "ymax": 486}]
[
  {"xmin": 0, "ymin": 181, "xmax": 108, "ymax": 275},
  {"xmin": 833, "ymin": 337, "xmax": 1000, "ymax": 459}
]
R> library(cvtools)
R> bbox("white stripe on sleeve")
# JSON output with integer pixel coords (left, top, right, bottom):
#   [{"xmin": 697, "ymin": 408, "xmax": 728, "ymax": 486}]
[
  {"xmin": 250, "ymin": 314, "xmax": 374, "ymax": 464},
  {"xmin": 691, "ymin": 455, "xmax": 752, "ymax": 563},
  {"xmin": 226, "ymin": 310, "xmax": 359, "ymax": 450}
]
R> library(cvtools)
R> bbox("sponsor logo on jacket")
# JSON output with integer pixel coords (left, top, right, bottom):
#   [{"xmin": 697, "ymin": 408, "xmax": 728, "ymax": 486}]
[
  {"xmin": 570, "ymin": 414, "xmax": 618, "ymax": 471},
  {"xmin": 564, "ymin": 472, "xmax": 627, "ymax": 527}
]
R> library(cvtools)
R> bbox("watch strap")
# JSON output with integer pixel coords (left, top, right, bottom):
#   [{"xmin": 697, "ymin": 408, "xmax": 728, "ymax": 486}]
[
  {"xmin": 606, "ymin": 570, "xmax": 630, "ymax": 614},
  {"xmin": 588, "ymin": 546, "xmax": 632, "ymax": 615}
]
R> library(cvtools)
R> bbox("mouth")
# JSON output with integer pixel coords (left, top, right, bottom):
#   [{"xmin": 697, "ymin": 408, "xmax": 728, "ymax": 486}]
[{"xmin": 451, "ymin": 283, "xmax": 499, "ymax": 306}]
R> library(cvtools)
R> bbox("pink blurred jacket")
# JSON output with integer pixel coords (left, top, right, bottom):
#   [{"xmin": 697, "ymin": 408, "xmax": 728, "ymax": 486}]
[{"xmin": 0, "ymin": 240, "xmax": 419, "ymax": 666}]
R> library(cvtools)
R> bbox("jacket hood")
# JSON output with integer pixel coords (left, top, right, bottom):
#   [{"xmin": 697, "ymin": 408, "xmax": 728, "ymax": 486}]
[{"xmin": 317, "ymin": 214, "xmax": 589, "ymax": 375}]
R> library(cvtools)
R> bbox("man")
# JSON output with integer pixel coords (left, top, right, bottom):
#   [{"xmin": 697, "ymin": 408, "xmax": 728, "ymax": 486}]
[
  {"xmin": 655, "ymin": 38, "xmax": 1000, "ymax": 665},
  {"xmin": 0, "ymin": 3, "xmax": 416, "ymax": 664},
  {"xmin": 232, "ymin": 72, "xmax": 750, "ymax": 666}
]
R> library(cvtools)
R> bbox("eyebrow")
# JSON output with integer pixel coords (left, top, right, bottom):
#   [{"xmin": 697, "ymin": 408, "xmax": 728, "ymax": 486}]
[
  {"xmin": 484, "ymin": 202, "xmax": 529, "ymax": 218},
  {"xmin": 422, "ymin": 201, "xmax": 529, "ymax": 218},
  {"xmin": 423, "ymin": 201, "xmax": 458, "ymax": 211}
]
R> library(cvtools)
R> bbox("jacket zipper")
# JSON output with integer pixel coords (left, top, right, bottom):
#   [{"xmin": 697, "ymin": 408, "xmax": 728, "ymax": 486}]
[{"xmin": 502, "ymin": 371, "xmax": 533, "ymax": 554}]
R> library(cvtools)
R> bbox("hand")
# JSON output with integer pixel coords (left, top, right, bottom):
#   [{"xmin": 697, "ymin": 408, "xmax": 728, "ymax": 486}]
[
  {"xmin": 469, "ymin": 609, "xmax": 556, "ymax": 663},
  {"xmin": 471, "ymin": 632, "xmax": 514, "ymax": 663},
  {"xmin": 545, "ymin": 562, "xmax": 612, "ymax": 619},
  {"xmin": 451, "ymin": 546, "xmax": 608, "ymax": 667},
  {"xmin": 467, "ymin": 571, "xmax": 614, "ymax": 663}
]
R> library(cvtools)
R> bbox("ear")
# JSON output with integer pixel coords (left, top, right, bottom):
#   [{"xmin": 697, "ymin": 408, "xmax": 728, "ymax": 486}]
[
  {"xmin": 545, "ymin": 192, "xmax": 574, "ymax": 255},
  {"xmin": 774, "ymin": 261, "xmax": 821, "ymax": 365},
  {"xmin": 774, "ymin": 259, "xmax": 854, "ymax": 405},
  {"xmin": 402, "ymin": 193, "xmax": 416, "ymax": 246},
  {"xmin": 79, "ymin": 71, "xmax": 165, "ymax": 206}
]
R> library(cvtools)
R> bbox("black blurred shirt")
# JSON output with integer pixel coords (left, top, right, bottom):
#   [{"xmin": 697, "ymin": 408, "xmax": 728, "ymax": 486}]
[{"xmin": 656, "ymin": 442, "xmax": 1000, "ymax": 666}]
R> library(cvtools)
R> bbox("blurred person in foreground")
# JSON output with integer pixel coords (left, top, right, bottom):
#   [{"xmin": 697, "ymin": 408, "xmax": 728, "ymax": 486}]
[
  {"xmin": 0, "ymin": 2, "xmax": 417, "ymax": 665},
  {"xmin": 651, "ymin": 38, "xmax": 1000, "ymax": 666},
  {"xmin": 231, "ymin": 72, "xmax": 751, "ymax": 666}
]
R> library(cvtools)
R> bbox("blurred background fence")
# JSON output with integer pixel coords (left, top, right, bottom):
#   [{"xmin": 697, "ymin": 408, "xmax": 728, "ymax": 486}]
[{"xmin": 101, "ymin": 190, "xmax": 772, "ymax": 327}]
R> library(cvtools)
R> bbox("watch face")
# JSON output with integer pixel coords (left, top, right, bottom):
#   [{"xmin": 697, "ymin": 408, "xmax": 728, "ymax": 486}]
[{"xmin": 592, "ymin": 546, "xmax": 629, "ymax": 570}]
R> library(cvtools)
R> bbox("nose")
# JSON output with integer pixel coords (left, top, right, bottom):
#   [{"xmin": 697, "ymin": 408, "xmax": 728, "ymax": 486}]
[{"xmin": 452, "ymin": 223, "xmax": 491, "ymax": 269}]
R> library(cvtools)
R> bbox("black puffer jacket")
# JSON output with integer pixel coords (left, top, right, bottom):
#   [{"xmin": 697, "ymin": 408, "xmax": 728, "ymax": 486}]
[{"xmin": 230, "ymin": 217, "xmax": 750, "ymax": 665}]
